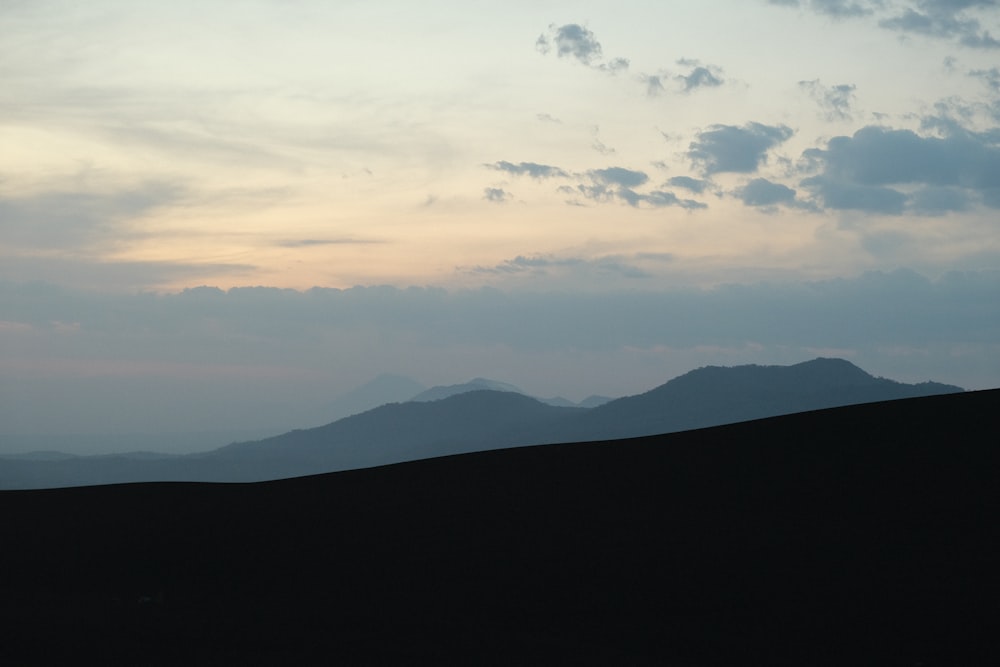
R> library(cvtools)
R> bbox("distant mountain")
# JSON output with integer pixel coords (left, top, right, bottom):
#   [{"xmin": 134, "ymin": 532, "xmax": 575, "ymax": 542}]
[
  {"xmin": 201, "ymin": 390, "xmax": 584, "ymax": 480},
  {"xmin": 410, "ymin": 377, "xmax": 612, "ymax": 408},
  {"xmin": 535, "ymin": 395, "xmax": 577, "ymax": 408},
  {"xmin": 409, "ymin": 377, "xmax": 523, "ymax": 402},
  {"xmin": 300, "ymin": 373, "xmax": 426, "ymax": 426},
  {"xmin": 0, "ymin": 358, "xmax": 965, "ymax": 489},
  {"xmin": 2, "ymin": 390, "xmax": 997, "ymax": 664},
  {"xmin": 578, "ymin": 394, "xmax": 614, "ymax": 408},
  {"xmin": 536, "ymin": 394, "xmax": 613, "ymax": 408},
  {"xmin": 567, "ymin": 357, "xmax": 965, "ymax": 441}
]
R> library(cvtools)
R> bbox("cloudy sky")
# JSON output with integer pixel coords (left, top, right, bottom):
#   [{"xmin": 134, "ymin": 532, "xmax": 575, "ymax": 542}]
[{"xmin": 2, "ymin": 0, "xmax": 999, "ymax": 450}]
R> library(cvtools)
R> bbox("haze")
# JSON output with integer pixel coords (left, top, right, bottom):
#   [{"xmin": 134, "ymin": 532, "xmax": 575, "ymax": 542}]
[{"xmin": 2, "ymin": 1, "xmax": 999, "ymax": 454}]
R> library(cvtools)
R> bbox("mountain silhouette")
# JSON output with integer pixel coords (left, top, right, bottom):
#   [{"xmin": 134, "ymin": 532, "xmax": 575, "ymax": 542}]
[
  {"xmin": 201, "ymin": 389, "xmax": 583, "ymax": 480},
  {"xmin": 1, "ymin": 390, "xmax": 996, "ymax": 664},
  {"xmin": 408, "ymin": 377, "xmax": 611, "ymax": 408},
  {"xmin": 0, "ymin": 358, "xmax": 965, "ymax": 488},
  {"xmin": 409, "ymin": 377, "xmax": 524, "ymax": 402},
  {"xmin": 569, "ymin": 356, "xmax": 963, "ymax": 440},
  {"xmin": 293, "ymin": 373, "xmax": 427, "ymax": 428},
  {"xmin": 577, "ymin": 393, "xmax": 614, "ymax": 408}
]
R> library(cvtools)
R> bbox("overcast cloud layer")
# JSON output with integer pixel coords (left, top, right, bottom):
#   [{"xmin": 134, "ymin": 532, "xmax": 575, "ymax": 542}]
[{"xmin": 1, "ymin": 1, "xmax": 998, "ymax": 449}]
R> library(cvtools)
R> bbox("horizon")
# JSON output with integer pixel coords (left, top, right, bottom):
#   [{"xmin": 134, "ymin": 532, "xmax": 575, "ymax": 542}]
[
  {"xmin": 2, "ymin": 1, "xmax": 999, "ymax": 452},
  {"xmin": 0, "ymin": 355, "xmax": 980, "ymax": 457}
]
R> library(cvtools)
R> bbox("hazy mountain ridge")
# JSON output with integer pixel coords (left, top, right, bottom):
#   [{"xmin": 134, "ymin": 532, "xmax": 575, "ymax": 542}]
[
  {"xmin": 0, "ymin": 358, "xmax": 965, "ymax": 489},
  {"xmin": 408, "ymin": 376, "xmax": 612, "ymax": 408},
  {"xmin": 203, "ymin": 390, "xmax": 585, "ymax": 477},
  {"xmin": 301, "ymin": 373, "xmax": 428, "ymax": 425},
  {"xmin": 409, "ymin": 377, "xmax": 523, "ymax": 402}
]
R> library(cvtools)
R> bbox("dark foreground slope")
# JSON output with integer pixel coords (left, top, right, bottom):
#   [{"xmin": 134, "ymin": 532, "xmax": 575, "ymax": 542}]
[{"xmin": 1, "ymin": 390, "xmax": 997, "ymax": 665}]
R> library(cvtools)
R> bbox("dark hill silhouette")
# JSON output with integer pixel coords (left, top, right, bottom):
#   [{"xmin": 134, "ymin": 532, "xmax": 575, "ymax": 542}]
[
  {"xmin": 1, "ymin": 390, "xmax": 997, "ymax": 664},
  {"xmin": 0, "ymin": 392, "xmax": 582, "ymax": 488},
  {"xmin": 201, "ymin": 389, "xmax": 584, "ymax": 480},
  {"xmin": 0, "ymin": 358, "xmax": 965, "ymax": 489},
  {"xmin": 570, "ymin": 357, "xmax": 963, "ymax": 440}
]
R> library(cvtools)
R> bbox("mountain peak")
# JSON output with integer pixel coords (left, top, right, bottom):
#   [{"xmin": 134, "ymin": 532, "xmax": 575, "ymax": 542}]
[
  {"xmin": 410, "ymin": 378, "xmax": 525, "ymax": 403},
  {"xmin": 675, "ymin": 357, "xmax": 874, "ymax": 387},
  {"xmin": 792, "ymin": 357, "xmax": 873, "ymax": 379},
  {"xmin": 573, "ymin": 357, "xmax": 963, "ymax": 441}
]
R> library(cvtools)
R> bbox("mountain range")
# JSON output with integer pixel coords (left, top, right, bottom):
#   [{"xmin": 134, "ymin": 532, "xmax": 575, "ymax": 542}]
[
  {"xmin": 407, "ymin": 376, "xmax": 611, "ymax": 407},
  {"xmin": 2, "ymin": 389, "xmax": 996, "ymax": 664},
  {"xmin": 0, "ymin": 358, "xmax": 963, "ymax": 489}
]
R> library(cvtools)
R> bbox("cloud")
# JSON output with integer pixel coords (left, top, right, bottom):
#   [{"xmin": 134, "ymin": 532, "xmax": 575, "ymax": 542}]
[
  {"xmin": 666, "ymin": 176, "xmax": 711, "ymax": 193},
  {"xmin": 468, "ymin": 253, "xmax": 660, "ymax": 279},
  {"xmin": 770, "ymin": 0, "xmax": 999, "ymax": 46},
  {"xmin": 483, "ymin": 187, "xmax": 512, "ymax": 203},
  {"xmin": 536, "ymin": 23, "xmax": 629, "ymax": 73},
  {"xmin": 550, "ymin": 24, "xmax": 603, "ymax": 64},
  {"xmin": 631, "ymin": 190, "xmax": 709, "ymax": 209},
  {"xmin": 687, "ymin": 122, "xmax": 795, "ymax": 175},
  {"xmin": 538, "ymin": 25, "xmax": 722, "ymax": 99},
  {"xmin": 643, "ymin": 59, "xmax": 726, "ymax": 97},
  {"xmin": 561, "ymin": 186, "xmax": 707, "ymax": 210},
  {"xmin": 559, "ymin": 168, "xmax": 707, "ymax": 209},
  {"xmin": 969, "ymin": 66, "xmax": 1000, "ymax": 92},
  {"xmin": 810, "ymin": 0, "xmax": 876, "ymax": 17},
  {"xmin": 603, "ymin": 59, "xmax": 631, "ymax": 73},
  {"xmin": 681, "ymin": 66, "xmax": 724, "ymax": 92},
  {"xmin": 592, "ymin": 138, "xmax": 616, "ymax": 155},
  {"xmin": 775, "ymin": 0, "xmax": 1000, "ymax": 47},
  {"xmin": 799, "ymin": 80, "xmax": 858, "ymax": 121},
  {"xmin": 0, "ymin": 255, "xmax": 257, "ymax": 292},
  {"xmin": 879, "ymin": 1, "xmax": 1000, "ymax": 48},
  {"xmin": 799, "ymin": 124, "xmax": 1000, "ymax": 213},
  {"xmin": 970, "ymin": 68, "xmax": 1000, "ymax": 121},
  {"xmin": 768, "ymin": 0, "xmax": 876, "ymax": 17},
  {"xmin": 675, "ymin": 59, "xmax": 726, "ymax": 93},
  {"xmin": 909, "ymin": 185, "xmax": 974, "ymax": 213},
  {"xmin": 800, "ymin": 176, "xmax": 910, "ymax": 213},
  {"xmin": 275, "ymin": 238, "xmax": 381, "ymax": 247},
  {"xmin": 737, "ymin": 178, "xmax": 800, "ymax": 207},
  {"xmin": 485, "ymin": 161, "xmax": 569, "ymax": 179},
  {"xmin": 482, "ymin": 161, "xmax": 706, "ymax": 209},
  {"xmin": 590, "ymin": 167, "xmax": 649, "ymax": 188},
  {"xmin": 0, "ymin": 181, "xmax": 185, "ymax": 251},
  {"xmin": 643, "ymin": 74, "xmax": 667, "ymax": 96}
]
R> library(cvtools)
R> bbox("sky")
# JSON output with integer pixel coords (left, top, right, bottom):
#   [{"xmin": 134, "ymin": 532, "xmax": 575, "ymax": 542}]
[{"xmin": 2, "ymin": 0, "xmax": 999, "ymax": 451}]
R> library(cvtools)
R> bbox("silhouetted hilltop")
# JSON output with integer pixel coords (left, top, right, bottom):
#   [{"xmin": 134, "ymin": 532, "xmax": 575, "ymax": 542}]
[
  {"xmin": 204, "ymin": 389, "xmax": 583, "ymax": 479},
  {"xmin": 571, "ymin": 357, "xmax": 964, "ymax": 440},
  {"xmin": 1, "ymin": 390, "xmax": 996, "ymax": 664}
]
